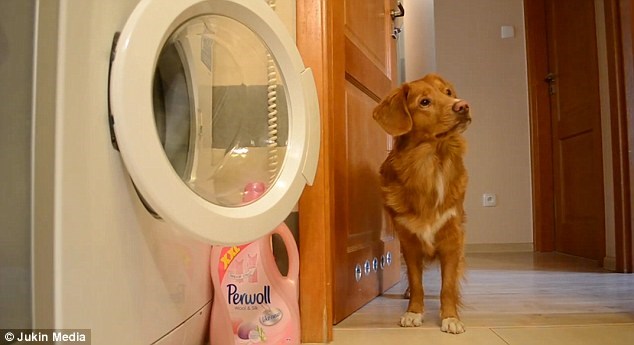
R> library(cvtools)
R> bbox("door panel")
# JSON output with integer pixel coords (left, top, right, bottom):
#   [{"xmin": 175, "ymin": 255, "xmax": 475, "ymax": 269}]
[
  {"xmin": 344, "ymin": 0, "xmax": 393, "ymax": 100},
  {"xmin": 333, "ymin": 0, "xmax": 400, "ymax": 324},
  {"xmin": 345, "ymin": 0, "xmax": 387, "ymax": 69},
  {"xmin": 345, "ymin": 38, "xmax": 392, "ymax": 101},
  {"xmin": 546, "ymin": 0, "xmax": 606, "ymax": 260}
]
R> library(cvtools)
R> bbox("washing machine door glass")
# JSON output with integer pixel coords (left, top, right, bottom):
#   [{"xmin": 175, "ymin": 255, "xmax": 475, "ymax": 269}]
[
  {"xmin": 109, "ymin": 0, "xmax": 319, "ymax": 245},
  {"xmin": 153, "ymin": 15, "xmax": 287, "ymax": 207}
]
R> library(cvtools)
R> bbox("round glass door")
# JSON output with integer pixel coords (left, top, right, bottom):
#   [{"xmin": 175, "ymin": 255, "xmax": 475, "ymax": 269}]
[
  {"xmin": 109, "ymin": 0, "xmax": 320, "ymax": 245},
  {"xmin": 153, "ymin": 15, "xmax": 288, "ymax": 207}
]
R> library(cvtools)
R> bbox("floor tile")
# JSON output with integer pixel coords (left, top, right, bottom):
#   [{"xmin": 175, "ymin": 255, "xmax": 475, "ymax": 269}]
[
  {"xmin": 329, "ymin": 328, "xmax": 508, "ymax": 345},
  {"xmin": 492, "ymin": 324, "xmax": 634, "ymax": 345},
  {"xmin": 312, "ymin": 253, "xmax": 634, "ymax": 345},
  {"xmin": 337, "ymin": 253, "xmax": 634, "ymax": 329}
]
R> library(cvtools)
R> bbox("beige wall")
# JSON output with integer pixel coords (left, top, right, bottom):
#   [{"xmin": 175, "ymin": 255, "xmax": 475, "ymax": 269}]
[
  {"xmin": 402, "ymin": 0, "xmax": 436, "ymax": 80},
  {"xmin": 433, "ymin": 0, "xmax": 533, "ymax": 245},
  {"xmin": 405, "ymin": 0, "xmax": 616, "ymax": 256}
]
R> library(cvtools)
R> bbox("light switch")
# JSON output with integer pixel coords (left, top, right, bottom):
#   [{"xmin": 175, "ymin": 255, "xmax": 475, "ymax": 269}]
[{"xmin": 501, "ymin": 25, "xmax": 515, "ymax": 39}]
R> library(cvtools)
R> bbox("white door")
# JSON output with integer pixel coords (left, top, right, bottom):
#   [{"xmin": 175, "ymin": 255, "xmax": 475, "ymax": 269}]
[{"xmin": 109, "ymin": 0, "xmax": 319, "ymax": 245}]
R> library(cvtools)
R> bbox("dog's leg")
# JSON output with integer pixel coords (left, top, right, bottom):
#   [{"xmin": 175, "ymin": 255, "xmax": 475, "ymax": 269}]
[
  {"xmin": 437, "ymin": 229, "xmax": 465, "ymax": 334},
  {"xmin": 398, "ymin": 230, "xmax": 424, "ymax": 327}
]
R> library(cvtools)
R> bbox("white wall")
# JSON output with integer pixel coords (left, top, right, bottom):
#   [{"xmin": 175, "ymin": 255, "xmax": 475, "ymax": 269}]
[{"xmin": 432, "ymin": 0, "xmax": 533, "ymax": 246}]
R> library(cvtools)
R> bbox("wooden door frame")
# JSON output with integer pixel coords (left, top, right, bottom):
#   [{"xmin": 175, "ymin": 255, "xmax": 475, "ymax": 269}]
[
  {"xmin": 296, "ymin": 0, "xmax": 336, "ymax": 342},
  {"xmin": 525, "ymin": 0, "xmax": 634, "ymax": 272},
  {"xmin": 605, "ymin": 0, "xmax": 634, "ymax": 272}
]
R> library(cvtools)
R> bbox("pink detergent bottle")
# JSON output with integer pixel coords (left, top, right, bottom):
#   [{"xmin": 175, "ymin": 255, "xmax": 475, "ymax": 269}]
[{"xmin": 210, "ymin": 182, "xmax": 300, "ymax": 344}]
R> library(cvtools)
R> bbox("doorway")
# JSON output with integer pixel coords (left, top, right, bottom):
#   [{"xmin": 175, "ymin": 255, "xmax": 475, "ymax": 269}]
[
  {"xmin": 548, "ymin": 0, "xmax": 608, "ymax": 261},
  {"xmin": 296, "ymin": 0, "xmax": 634, "ymax": 343},
  {"xmin": 526, "ymin": 0, "xmax": 634, "ymax": 270}
]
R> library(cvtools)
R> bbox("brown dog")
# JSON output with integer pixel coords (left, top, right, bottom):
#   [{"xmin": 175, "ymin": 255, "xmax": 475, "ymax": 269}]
[{"xmin": 373, "ymin": 74, "xmax": 471, "ymax": 334}]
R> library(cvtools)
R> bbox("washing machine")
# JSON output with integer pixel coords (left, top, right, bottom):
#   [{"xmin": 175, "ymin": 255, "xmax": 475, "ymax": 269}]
[{"xmin": 32, "ymin": 0, "xmax": 319, "ymax": 343}]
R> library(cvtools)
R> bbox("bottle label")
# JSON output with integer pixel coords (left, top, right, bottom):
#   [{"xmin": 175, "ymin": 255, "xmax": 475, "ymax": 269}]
[{"xmin": 217, "ymin": 243, "xmax": 295, "ymax": 344}]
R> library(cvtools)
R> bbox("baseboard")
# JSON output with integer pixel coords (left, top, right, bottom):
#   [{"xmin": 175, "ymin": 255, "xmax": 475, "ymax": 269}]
[
  {"xmin": 603, "ymin": 256, "xmax": 617, "ymax": 271},
  {"xmin": 465, "ymin": 243, "xmax": 534, "ymax": 253}
]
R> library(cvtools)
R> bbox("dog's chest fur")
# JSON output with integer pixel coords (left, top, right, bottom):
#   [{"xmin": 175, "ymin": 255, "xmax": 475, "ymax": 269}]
[{"xmin": 380, "ymin": 136, "xmax": 467, "ymax": 250}]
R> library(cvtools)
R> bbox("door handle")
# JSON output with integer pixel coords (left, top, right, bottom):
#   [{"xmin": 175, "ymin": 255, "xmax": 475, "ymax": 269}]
[
  {"xmin": 544, "ymin": 73, "xmax": 556, "ymax": 83},
  {"xmin": 391, "ymin": 27, "xmax": 402, "ymax": 39},
  {"xmin": 391, "ymin": 2, "xmax": 404, "ymax": 40},
  {"xmin": 391, "ymin": 2, "xmax": 405, "ymax": 20}
]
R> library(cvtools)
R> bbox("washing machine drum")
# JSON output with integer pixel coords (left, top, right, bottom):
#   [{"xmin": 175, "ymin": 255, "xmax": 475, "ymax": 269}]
[{"xmin": 109, "ymin": 0, "xmax": 319, "ymax": 245}]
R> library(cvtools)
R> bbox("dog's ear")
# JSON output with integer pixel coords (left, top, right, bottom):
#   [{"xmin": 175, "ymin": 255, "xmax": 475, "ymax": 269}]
[{"xmin": 372, "ymin": 84, "xmax": 412, "ymax": 136}]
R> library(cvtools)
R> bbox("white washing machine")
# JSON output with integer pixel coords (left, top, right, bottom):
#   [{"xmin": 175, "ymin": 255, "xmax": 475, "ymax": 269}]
[{"xmin": 32, "ymin": 0, "xmax": 319, "ymax": 344}]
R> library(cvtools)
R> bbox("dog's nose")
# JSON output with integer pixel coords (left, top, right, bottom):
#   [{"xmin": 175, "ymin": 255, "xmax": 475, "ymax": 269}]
[{"xmin": 452, "ymin": 100, "xmax": 470, "ymax": 114}]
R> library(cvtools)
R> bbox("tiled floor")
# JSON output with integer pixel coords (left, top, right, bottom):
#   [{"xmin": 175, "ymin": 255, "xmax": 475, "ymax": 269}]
[{"xmin": 307, "ymin": 252, "xmax": 634, "ymax": 344}]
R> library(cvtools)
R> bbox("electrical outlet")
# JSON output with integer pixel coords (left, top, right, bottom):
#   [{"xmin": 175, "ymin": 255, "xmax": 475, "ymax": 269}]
[{"xmin": 482, "ymin": 193, "xmax": 497, "ymax": 207}]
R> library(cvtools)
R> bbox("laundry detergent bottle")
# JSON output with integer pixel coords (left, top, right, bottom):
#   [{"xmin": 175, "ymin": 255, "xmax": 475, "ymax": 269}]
[{"xmin": 210, "ymin": 183, "xmax": 300, "ymax": 345}]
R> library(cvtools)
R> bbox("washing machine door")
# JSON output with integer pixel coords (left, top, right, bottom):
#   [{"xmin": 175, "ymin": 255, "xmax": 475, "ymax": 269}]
[{"xmin": 109, "ymin": 0, "xmax": 319, "ymax": 245}]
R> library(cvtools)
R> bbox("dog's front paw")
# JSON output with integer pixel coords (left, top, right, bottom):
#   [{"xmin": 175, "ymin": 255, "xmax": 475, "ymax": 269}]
[
  {"xmin": 400, "ymin": 312, "xmax": 423, "ymax": 327},
  {"xmin": 441, "ymin": 317, "xmax": 465, "ymax": 334}
]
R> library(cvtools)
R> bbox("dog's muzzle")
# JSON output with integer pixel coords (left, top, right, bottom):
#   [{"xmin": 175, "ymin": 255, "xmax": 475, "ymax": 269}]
[
  {"xmin": 453, "ymin": 99, "xmax": 471, "ymax": 126},
  {"xmin": 452, "ymin": 100, "xmax": 470, "ymax": 115}
]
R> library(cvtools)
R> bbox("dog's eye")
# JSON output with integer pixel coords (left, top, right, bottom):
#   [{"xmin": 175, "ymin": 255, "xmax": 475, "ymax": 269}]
[
  {"xmin": 420, "ymin": 98, "xmax": 431, "ymax": 107},
  {"xmin": 446, "ymin": 89, "xmax": 453, "ymax": 97}
]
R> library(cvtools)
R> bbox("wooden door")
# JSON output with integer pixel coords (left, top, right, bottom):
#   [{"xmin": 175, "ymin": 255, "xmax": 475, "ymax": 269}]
[
  {"xmin": 546, "ymin": 0, "xmax": 606, "ymax": 260},
  {"xmin": 332, "ymin": 0, "xmax": 401, "ymax": 323}
]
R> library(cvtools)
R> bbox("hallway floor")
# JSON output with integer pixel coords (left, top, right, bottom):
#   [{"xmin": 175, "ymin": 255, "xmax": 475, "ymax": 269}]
[{"xmin": 308, "ymin": 252, "xmax": 634, "ymax": 344}]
